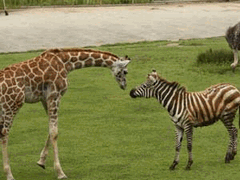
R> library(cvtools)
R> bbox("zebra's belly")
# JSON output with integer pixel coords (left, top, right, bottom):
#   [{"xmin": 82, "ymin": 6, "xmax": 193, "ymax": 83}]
[{"xmin": 193, "ymin": 118, "xmax": 219, "ymax": 128}]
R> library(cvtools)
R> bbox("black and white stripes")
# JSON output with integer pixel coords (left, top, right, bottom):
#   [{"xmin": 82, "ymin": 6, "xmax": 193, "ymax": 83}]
[{"xmin": 130, "ymin": 70, "xmax": 240, "ymax": 170}]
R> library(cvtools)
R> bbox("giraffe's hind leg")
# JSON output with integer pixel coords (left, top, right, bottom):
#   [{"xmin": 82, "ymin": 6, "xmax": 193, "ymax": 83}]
[{"xmin": 221, "ymin": 112, "xmax": 237, "ymax": 163}]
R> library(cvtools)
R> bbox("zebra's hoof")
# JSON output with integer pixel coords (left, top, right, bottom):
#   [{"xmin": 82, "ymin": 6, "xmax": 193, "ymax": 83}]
[
  {"xmin": 225, "ymin": 152, "xmax": 233, "ymax": 163},
  {"xmin": 169, "ymin": 160, "xmax": 178, "ymax": 170},
  {"xmin": 185, "ymin": 160, "xmax": 193, "ymax": 170}
]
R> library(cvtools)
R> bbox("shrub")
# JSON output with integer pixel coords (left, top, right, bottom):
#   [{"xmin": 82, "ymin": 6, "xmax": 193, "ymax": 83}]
[{"xmin": 196, "ymin": 48, "xmax": 234, "ymax": 65}]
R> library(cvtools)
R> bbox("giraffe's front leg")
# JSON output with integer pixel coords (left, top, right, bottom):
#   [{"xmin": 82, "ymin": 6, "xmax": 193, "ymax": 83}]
[
  {"xmin": 2, "ymin": 136, "xmax": 15, "ymax": 180},
  {"xmin": 169, "ymin": 125, "xmax": 184, "ymax": 170},
  {"xmin": 37, "ymin": 135, "xmax": 50, "ymax": 169},
  {"xmin": 37, "ymin": 100, "xmax": 50, "ymax": 169},
  {"xmin": 48, "ymin": 95, "xmax": 67, "ymax": 179}
]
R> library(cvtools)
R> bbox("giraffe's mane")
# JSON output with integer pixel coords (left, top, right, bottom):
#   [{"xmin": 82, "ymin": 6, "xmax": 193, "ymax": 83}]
[{"xmin": 41, "ymin": 48, "xmax": 120, "ymax": 59}]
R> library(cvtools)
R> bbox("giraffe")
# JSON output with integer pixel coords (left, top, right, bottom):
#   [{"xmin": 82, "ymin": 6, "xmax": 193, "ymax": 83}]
[
  {"xmin": 0, "ymin": 48, "xmax": 131, "ymax": 180},
  {"xmin": 2, "ymin": 0, "xmax": 8, "ymax": 16},
  {"xmin": 225, "ymin": 22, "xmax": 240, "ymax": 71}
]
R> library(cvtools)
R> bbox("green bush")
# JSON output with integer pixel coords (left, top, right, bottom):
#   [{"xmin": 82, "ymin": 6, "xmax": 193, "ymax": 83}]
[
  {"xmin": 0, "ymin": 0, "xmax": 151, "ymax": 8},
  {"xmin": 196, "ymin": 48, "xmax": 234, "ymax": 65}
]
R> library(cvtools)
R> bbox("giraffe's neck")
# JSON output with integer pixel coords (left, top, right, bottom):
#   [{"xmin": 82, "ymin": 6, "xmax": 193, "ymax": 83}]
[{"xmin": 41, "ymin": 48, "xmax": 120, "ymax": 73}]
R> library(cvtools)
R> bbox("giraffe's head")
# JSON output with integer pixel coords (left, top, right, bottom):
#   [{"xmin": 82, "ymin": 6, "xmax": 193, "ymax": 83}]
[
  {"xmin": 111, "ymin": 55, "xmax": 131, "ymax": 90},
  {"xmin": 130, "ymin": 69, "xmax": 160, "ymax": 98}
]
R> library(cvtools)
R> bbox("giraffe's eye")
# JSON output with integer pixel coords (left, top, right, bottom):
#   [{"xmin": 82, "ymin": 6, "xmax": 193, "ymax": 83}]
[
  {"xmin": 123, "ymin": 71, "xmax": 128, "ymax": 75},
  {"xmin": 117, "ymin": 72, "xmax": 121, "ymax": 76}
]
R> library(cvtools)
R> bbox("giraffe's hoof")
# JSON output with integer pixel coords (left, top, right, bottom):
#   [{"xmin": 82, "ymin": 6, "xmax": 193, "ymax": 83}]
[
  {"xmin": 37, "ymin": 163, "xmax": 46, "ymax": 169},
  {"xmin": 58, "ymin": 175, "xmax": 68, "ymax": 179}
]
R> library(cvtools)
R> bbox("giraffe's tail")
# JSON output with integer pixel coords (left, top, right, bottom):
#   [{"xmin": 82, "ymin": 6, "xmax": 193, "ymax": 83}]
[{"xmin": 4, "ymin": 10, "xmax": 8, "ymax": 16}]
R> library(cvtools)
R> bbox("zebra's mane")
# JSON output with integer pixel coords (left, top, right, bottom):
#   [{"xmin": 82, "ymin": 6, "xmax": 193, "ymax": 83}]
[{"xmin": 158, "ymin": 77, "xmax": 187, "ymax": 92}]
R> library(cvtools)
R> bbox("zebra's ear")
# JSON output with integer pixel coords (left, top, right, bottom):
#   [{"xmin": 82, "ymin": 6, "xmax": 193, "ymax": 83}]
[
  {"xmin": 151, "ymin": 69, "xmax": 160, "ymax": 78},
  {"xmin": 125, "ymin": 55, "xmax": 131, "ymax": 60},
  {"xmin": 148, "ymin": 74, "xmax": 157, "ymax": 82}
]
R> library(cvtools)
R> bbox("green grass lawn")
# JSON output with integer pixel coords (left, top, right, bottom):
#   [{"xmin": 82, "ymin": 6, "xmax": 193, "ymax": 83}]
[{"xmin": 0, "ymin": 37, "xmax": 240, "ymax": 179}]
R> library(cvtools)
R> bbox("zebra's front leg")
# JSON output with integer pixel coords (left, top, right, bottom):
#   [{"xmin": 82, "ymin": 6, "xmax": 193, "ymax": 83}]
[
  {"xmin": 185, "ymin": 125, "xmax": 193, "ymax": 170},
  {"xmin": 170, "ymin": 125, "xmax": 184, "ymax": 170}
]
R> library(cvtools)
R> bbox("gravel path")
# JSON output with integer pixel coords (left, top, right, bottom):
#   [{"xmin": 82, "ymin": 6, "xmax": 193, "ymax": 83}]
[{"xmin": 1, "ymin": 2, "xmax": 240, "ymax": 53}]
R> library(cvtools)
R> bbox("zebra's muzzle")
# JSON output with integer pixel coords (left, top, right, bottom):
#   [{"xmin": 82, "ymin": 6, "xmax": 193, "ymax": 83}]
[{"xmin": 130, "ymin": 89, "xmax": 137, "ymax": 98}]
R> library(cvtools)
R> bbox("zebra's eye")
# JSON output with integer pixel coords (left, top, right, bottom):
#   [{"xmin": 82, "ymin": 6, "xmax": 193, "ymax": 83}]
[{"xmin": 142, "ymin": 84, "xmax": 147, "ymax": 88}]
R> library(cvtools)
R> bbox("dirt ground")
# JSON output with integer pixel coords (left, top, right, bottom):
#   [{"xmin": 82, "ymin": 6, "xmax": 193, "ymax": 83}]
[{"xmin": 0, "ymin": 2, "xmax": 240, "ymax": 53}]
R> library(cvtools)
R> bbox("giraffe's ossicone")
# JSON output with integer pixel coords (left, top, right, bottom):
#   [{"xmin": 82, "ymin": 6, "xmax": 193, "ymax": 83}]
[{"xmin": 0, "ymin": 48, "xmax": 131, "ymax": 180}]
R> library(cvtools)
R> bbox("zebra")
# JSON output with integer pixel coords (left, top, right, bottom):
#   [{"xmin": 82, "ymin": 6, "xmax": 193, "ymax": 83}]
[{"xmin": 130, "ymin": 70, "xmax": 240, "ymax": 170}]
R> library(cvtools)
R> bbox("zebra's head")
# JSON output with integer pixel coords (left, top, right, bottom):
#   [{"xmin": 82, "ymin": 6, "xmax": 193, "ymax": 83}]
[
  {"xmin": 130, "ymin": 69, "xmax": 160, "ymax": 98},
  {"xmin": 111, "ymin": 55, "xmax": 131, "ymax": 90}
]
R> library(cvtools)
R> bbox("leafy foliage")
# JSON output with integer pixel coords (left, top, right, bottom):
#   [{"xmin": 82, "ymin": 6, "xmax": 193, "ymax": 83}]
[
  {"xmin": 196, "ymin": 48, "xmax": 234, "ymax": 65},
  {"xmin": 0, "ymin": 0, "xmax": 151, "ymax": 8}
]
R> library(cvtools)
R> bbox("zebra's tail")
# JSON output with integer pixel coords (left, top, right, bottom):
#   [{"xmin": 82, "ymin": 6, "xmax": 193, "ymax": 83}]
[{"xmin": 239, "ymin": 106, "xmax": 240, "ymax": 129}]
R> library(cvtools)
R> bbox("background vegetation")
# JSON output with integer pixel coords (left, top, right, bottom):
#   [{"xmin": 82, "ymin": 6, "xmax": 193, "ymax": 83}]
[
  {"xmin": 0, "ymin": 0, "xmax": 152, "ymax": 8},
  {"xmin": 0, "ymin": 37, "xmax": 240, "ymax": 179}
]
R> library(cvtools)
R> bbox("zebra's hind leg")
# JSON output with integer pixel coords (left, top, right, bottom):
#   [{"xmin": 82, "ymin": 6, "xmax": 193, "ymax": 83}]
[
  {"xmin": 170, "ymin": 125, "xmax": 184, "ymax": 170},
  {"xmin": 221, "ymin": 114, "xmax": 237, "ymax": 163},
  {"xmin": 232, "ymin": 127, "xmax": 238, "ymax": 159}
]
